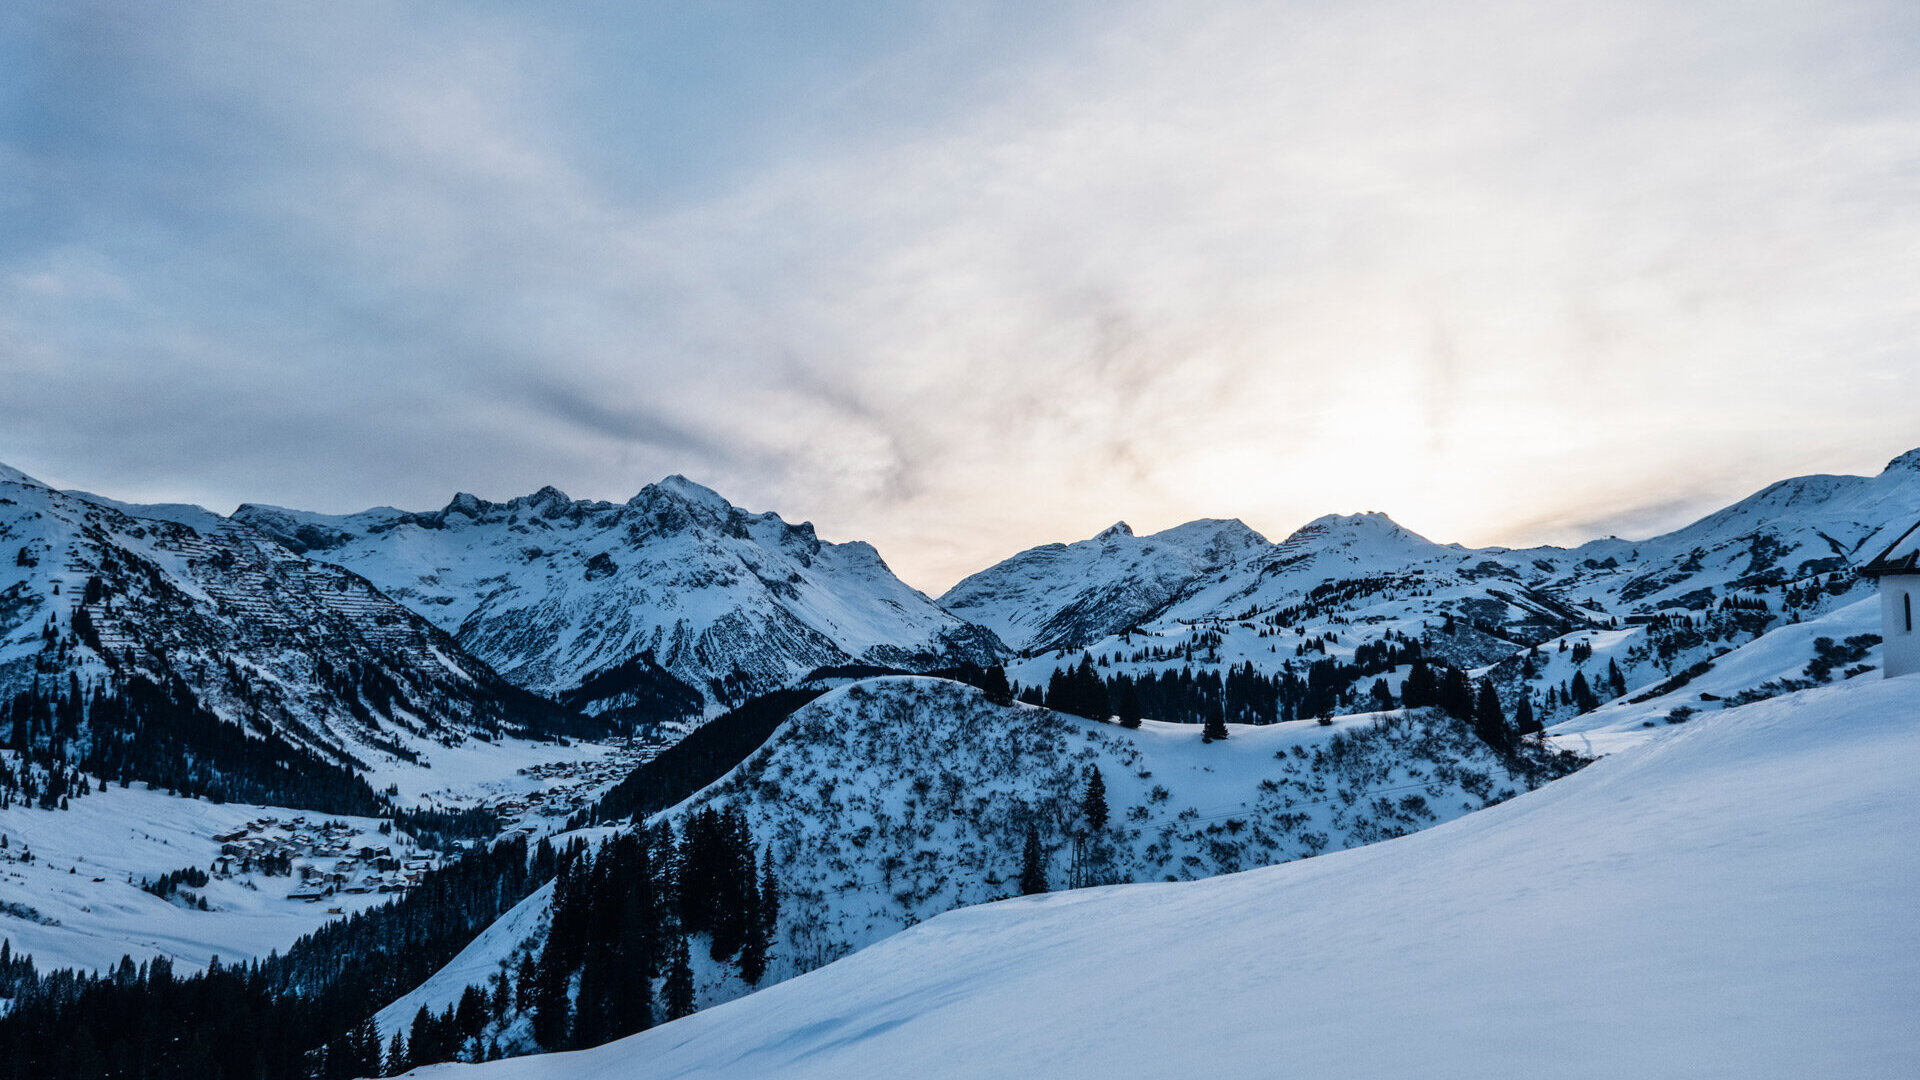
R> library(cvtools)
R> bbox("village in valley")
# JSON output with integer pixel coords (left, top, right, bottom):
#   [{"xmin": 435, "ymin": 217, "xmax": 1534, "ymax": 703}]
[{"xmin": 208, "ymin": 816, "xmax": 437, "ymax": 905}]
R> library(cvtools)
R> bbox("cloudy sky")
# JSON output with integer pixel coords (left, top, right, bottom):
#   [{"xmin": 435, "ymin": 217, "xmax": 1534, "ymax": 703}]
[{"xmin": 3, "ymin": 0, "xmax": 1917, "ymax": 592}]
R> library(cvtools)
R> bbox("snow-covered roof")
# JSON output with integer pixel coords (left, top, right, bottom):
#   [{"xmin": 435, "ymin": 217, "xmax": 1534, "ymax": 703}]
[{"xmin": 1861, "ymin": 520, "xmax": 1920, "ymax": 577}]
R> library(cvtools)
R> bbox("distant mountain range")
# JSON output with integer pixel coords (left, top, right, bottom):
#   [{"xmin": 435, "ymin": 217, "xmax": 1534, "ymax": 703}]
[
  {"xmin": 4, "ymin": 449, "xmax": 1918, "ymax": 805},
  {"xmin": 230, "ymin": 476, "xmax": 1004, "ymax": 716},
  {"xmin": 947, "ymin": 448, "xmax": 1920, "ymax": 659}
]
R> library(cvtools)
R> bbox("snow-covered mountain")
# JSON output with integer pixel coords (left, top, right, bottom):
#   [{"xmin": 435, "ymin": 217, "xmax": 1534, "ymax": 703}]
[
  {"xmin": 0, "ymin": 466, "xmax": 590, "ymax": 771},
  {"xmin": 415, "ymin": 665, "xmax": 1920, "ymax": 1080},
  {"xmin": 233, "ymin": 477, "xmax": 1005, "ymax": 715},
  {"xmin": 972, "ymin": 452, "xmax": 1920, "ymax": 730},
  {"xmin": 941, "ymin": 518, "xmax": 1270, "ymax": 653}
]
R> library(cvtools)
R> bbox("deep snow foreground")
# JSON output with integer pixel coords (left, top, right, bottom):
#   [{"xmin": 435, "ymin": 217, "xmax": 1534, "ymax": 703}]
[{"xmin": 416, "ymin": 674, "xmax": 1919, "ymax": 1079}]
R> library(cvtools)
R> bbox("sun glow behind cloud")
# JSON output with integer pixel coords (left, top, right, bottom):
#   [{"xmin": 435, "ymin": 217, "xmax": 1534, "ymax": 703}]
[{"xmin": 2, "ymin": 0, "xmax": 1917, "ymax": 591}]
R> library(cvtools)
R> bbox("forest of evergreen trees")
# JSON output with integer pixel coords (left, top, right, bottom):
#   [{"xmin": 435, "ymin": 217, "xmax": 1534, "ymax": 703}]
[
  {"xmin": 1, "ymin": 673, "xmax": 385, "ymax": 816},
  {"xmin": 1028, "ymin": 637, "xmax": 1424, "ymax": 727},
  {"xmin": 578, "ymin": 687, "xmax": 825, "ymax": 827},
  {"xmin": 556, "ymin": 651, "xmax": 704, "ymax": 732},
  {"xmin": 523, "ymin": 808, "xmax": 777, "ymax": 1056},
  {"xmin": 1024, "ymin": 648, "xmax": 1531, "ymax": 757}
]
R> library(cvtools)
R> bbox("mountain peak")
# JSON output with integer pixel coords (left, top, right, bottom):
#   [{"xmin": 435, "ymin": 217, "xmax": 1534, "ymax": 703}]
[
  {"xmin": 0, "ymin": 462, "xmax": 46, "ymax": 488},
  {"xmin": 651, "ymin": 474, "xmax": 731, "ymax": 512},
  {"xmin": 444, "ymin": 492, "xmax": 491, "ymax": 516},
  {"xmin": 1883, "ymin": 447, "xmax": 1920, "ymax": 474},
  {"xmin": 1097, "ymin": 521, "xmax": 1134, "ymax": 541},
  {"xmin": 1283, "ymin": 511, "xmax": 1429, "ymax": 549},
  {"xmin": 514, "ymin": 485, "xmax": 573, "ymax": 514}
]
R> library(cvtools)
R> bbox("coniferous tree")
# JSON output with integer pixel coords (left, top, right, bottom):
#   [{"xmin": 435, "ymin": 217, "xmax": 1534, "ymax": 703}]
[
  {"xmin": 1117, "ymin": 680, "xmax": 1143, "ymax": 729},
  {"xmin": 1439, "ymin": 667, "xmax": 1476, "ymax": 721},
  {"xmin": 1472, "ymin": 678, "xmax": 1512, "ymax": 754},
  {"xmin": 455, "ymin": 985, "xmax": 487, "ymax": 1042},
  {"xmin": 981, "ymin": 665, "xmax": 1013, "ymax": 707},
  {"xmin": 1019, "ymin": 826, "xmax": 1048, "ymax": 895},
  {"xmin": 1570, "ymin": 670, "xmax": 1599, "ymax": 713},
  {"xmin": 1403, "ymin": 662, "xmax": 1436, "ymax": 709},
  {"xmin": 1607, "ymin": 658, "xmax": 1628, "ymax": 700},
  {"xmin": 1081, "ymin": 766, "xmax": 1109, "ymax": 833},
  {"xmin": 1514, "ymin": 694, "xmax": 1541, "ymax": 737},
  {"xmin": 664, "ymin": 933, "xmax": 696, "ymax": 1021},
  {"xmin": 1202, "ymin": 705, "xmax": 1229, "ymax": 742},
  {"xmin": 385, "ymin": 1029, "xmax": 409, "ymax": 1077},
  {"xmin": 1371, "ymin": 678, "xmax": 1395, "ymax": 711}
]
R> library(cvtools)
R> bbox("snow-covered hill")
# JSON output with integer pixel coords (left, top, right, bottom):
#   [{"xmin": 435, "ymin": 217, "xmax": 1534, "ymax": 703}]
[
  {"xmin": 234, "ymin": 478, "xmax": 1004, "ymax": 715},
  {"xmin": 370, "ymin": 676, "xmax": 1581, "ymax": 1048},
  {"xmin": 0, "ymin": 466, "xmax": 590, "ymax": 765},
  {"xmin": 415, "ymin": 663, "xmax": 1920, "ymax": 1080}
]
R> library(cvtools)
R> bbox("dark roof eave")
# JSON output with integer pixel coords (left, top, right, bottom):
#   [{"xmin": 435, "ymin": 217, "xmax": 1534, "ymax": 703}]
[{"xmin": 1862, "ymin": 562, "xmax": 1920, "ymax": 579}]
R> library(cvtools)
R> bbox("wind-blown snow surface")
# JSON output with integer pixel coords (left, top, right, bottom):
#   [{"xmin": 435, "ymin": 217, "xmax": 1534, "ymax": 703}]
[
  {"xmin": 414, "ymin": 673, "xmax": 1920, "ymax": 1080},
  {"xmin": 234, "ymin": 478, "xmax": 1002, "ymax": 711}
]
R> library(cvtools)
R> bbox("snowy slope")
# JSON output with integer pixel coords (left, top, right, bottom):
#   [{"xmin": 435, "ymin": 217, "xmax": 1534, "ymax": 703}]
[
  {"xmin": 373, "ymin": 676, "xmax": 1580, "ymax": 1049},
  {"xmin": 234, "ymin": 478, "xmax": 1004, "ymax": 712},
  {"xmin": 413, "ymin": 668, "xmax": 1920, "ymax": 1080},
  {"xmin": 675, "ymin": 678, "xmax": 1577, "ymax": 976}
]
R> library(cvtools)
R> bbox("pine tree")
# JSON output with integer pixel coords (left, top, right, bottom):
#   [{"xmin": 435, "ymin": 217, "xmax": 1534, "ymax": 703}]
[
  {"xmin": 1570, "ymin": 670, "xmax": 1599, "ymax": 713},
  {"xmin": 1607, "ymin": 658, "xmax": 1628, "ymax": 699},
  {"xmin": 1472, "ymin": 678, "xmax": 1512, "ymax": 754},
  {"xmin": 664, "ymin": 933, "xmax": 696, "ymax": 1021},
  {"xmin": 1440, "ymin": 667, "xmax": 1476, "ymax": 721},
  {"xmin": 455, "ymin": 985, "xmax": 487, "ymax": 1041},
  {"xmin": 1202, "ymin": 705, "xmax": 1228, "ymax": 742},
  {"xmin": 385, "ymin": 1028, "xmax": 409, "ymax": 1077},
  {"xmin": 1514, "ymin": 694, "xmax": 1540, "ymax": 736},
  {"xmin": 1403, "ymin": 662, "xmax": 1436, "ymax": 708},
  {"xmin": 1081, "ymin": 766, "xmax": 1109, "ymax": 833},
  {"xmin": 981, "ymin": 665, "xmax": 1013, "ymax": 707},
  {"xmin": 1019, "ymin": 825, "xmax": 1048, "ymax": 895},
  {"xmin": 1075, "ymin": 654, "xmax": 1109, "ymax": 720},
  {"xmin": 1117, "ymin": 680, "xmax": 1143, "ymax": 729}
]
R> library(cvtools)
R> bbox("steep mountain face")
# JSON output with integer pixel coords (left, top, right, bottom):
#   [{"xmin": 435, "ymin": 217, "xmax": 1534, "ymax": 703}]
[
  {"xmin": 233, "ymin": 477, "xmax": 1004, "ymax": 713},
  {"xmin": 940, "ymin": 518, "xmax": 1270, "ymax": 653},
  {"xmin": 0, "ymin": 467, "xmax": 593, "ymax": 772}
]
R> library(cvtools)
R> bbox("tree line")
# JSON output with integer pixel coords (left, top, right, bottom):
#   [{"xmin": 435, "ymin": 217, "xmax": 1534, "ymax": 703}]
[{"xmin": 1, "ymin": 673, "xmax": 385, "ymax": 816}]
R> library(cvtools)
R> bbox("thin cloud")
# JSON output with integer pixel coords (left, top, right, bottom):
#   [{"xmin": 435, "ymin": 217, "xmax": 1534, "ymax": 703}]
[{"xmin": 1, "ymin": 0, "xmax": 1916, "ymax": 590}]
